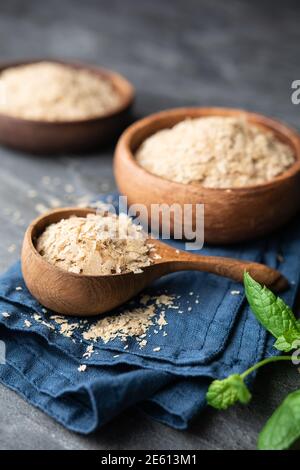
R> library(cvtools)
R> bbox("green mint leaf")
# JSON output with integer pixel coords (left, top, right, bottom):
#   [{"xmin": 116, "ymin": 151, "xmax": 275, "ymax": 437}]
[
  {"xmin": 244, "ymin": 272, "xmax": 300, "ymax": 351},
  {"xmin": 207, "ymin": 374, "xmax": 252, "ymax": 410},
  {"xmin": 274, "ymin": 332, "xmax": 300, "ymax": 352},
  {"xmin": 258, "ymin": 390, "xmax": 300, "ymax": 450}
]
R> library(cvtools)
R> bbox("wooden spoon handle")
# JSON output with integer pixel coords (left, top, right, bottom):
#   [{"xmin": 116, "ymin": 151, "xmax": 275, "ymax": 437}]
[{"xmin": 169, "ymin": 255, "xmax": 288, "ymax": 292}]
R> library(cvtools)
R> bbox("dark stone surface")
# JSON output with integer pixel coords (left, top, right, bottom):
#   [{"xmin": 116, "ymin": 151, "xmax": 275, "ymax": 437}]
[{"xmin": 0, "ymin": 0, "xmax": 299, "ymax": 450}]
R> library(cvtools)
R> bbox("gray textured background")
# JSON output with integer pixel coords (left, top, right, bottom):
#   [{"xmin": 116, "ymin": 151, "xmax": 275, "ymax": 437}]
[{"xmin": 0, "ymin": 0, "xmax": 299, "ymax": 450}]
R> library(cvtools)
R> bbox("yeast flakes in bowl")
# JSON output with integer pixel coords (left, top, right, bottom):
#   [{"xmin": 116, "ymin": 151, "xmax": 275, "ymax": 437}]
[
  {"xmin": 114, "ymin": 107, "xmax": 300, "ymax": 244},
  {"xmin": 0, "ymin": 60, "xmax": 134, "ymax": 154}
]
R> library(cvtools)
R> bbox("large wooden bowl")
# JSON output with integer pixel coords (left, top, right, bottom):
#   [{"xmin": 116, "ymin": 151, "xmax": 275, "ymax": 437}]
[
  {"xmin": 114, "ymin": 107, "xmax": 300, "ymax": 244},
  {"xmin": 0, "ymin": 59, "xmax": 134, "ymax": 154}
]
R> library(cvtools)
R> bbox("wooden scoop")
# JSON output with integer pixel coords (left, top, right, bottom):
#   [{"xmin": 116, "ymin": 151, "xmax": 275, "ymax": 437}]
[{"xmin": 21, "ymin": 208, "xmax": 289, "ymax": 317}]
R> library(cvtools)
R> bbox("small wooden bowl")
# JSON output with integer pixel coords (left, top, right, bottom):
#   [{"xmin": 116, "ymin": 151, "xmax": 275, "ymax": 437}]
[
  {"xmin": 114, "ymin": 107, "xmax": 300, "ymax": 244},
  {"xmin": 0, "ymin": 59, "xmax": 134, "ymax": 154},
  {"xmin": 21, "ymin": 207, "xmax": 129, "ymax": 316}
]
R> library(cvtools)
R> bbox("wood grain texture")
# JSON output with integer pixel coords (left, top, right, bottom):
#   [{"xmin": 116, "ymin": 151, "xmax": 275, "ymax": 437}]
[
  {"xmin": 1, "ymin": 0, "xmax": 300, "ymax": 451},
  {"xmin": 0, "ymin": 60, "xmax": 134, "ymax": 154},
  {"xmin": 114, "ymin": 107, "xmax": 300, "ymax": 244}
]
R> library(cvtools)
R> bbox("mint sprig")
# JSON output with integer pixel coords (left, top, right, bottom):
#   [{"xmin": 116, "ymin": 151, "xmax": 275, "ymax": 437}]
[
  {"xmin": 206, "ymin": 272, "xmax": 300, "ymax": 450},
  {"xmin": 207, "ymin": 356, "xmax": 292, "ymax": 410}
]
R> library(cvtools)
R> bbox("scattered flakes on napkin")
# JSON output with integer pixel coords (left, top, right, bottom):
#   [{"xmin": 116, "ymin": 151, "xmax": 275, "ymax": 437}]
[
  {"xmin": 1, "ymin": 312, "xmax": 10, "ymax": 318},
  {"xmin": 50, "ymin": 315, "xmax": 80, "ymax": 338},
  {"xmin": 7, "ymin": 271, "xmax": 205, "ymax": 365},
  {"xmin": 12, "ymin": 291, "xmax": 182, "ymax": 360}
]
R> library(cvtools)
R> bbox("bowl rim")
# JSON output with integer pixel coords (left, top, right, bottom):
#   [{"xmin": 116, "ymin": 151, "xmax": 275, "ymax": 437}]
[
  {"xmin": 115, "ymin": 106, "xmax": 300, "ymax": 193},
  {"xmin": 23, "ymin": 207, "xmax": 147, "ymax": 280},
  {"xmin": 0, "ymin": 58, "xmax": 135, "ymax": 126}
]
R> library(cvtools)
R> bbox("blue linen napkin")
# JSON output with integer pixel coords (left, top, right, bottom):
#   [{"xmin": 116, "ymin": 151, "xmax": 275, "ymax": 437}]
[{"xmin": 0, "ymin": 194, "xmax": 299, "ymax": 433}]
